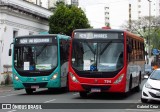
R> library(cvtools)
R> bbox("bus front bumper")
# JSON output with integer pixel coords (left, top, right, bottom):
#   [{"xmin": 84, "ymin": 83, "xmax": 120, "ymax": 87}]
[
  {"xmin": 13, "ymin": 79, "xmax": 60, "ymax": 90},
  {"xmin": 69, "ymin": 79, "xmax": 125, "ymax": 93}
]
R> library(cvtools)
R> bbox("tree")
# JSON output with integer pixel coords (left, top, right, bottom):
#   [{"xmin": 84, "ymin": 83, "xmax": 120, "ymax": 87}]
[
  {"xmin": 121, "ymin": 16, "xmax": 160, "ymax": 49},
  {"xmin": 49, "ymin": 3, "xmax": 91, "ymax": 36}
]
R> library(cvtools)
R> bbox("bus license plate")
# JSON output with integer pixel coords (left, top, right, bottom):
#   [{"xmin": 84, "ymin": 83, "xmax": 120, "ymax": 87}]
[
  {"xmin": 156, "ymin": 92, "xmax": 160, "ymax": 96},
  {"xmin": 31, "ymin": 86, "xmax": 39, "ymax": 89},
  {"xmin": 91, "ymin": 88, "xmax": 101, "ymax": 92}
]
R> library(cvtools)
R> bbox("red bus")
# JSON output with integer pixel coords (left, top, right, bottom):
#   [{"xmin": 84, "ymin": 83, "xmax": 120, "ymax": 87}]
[{"xmin": 68, "ymin": 29, "xmax": 145, "ymax": 97}]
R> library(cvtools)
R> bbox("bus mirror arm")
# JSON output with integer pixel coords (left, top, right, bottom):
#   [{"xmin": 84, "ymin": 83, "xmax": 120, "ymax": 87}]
[
  {"xmin": 127, "ymin": 44, "xmax": 132, "ymax": 53},
  {"xmin": 9, "ymin": 43, "xmax": 13, "ymax": 56}
]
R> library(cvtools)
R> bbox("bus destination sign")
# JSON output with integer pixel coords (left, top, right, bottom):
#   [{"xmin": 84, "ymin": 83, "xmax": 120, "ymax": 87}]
[
  {"xmin": 74, "ymin": 32, "xmax": 120, "ymax": 39},
  {"xmin": 17, "ymin": 38, "xmax": 53, "ymax": 44}
]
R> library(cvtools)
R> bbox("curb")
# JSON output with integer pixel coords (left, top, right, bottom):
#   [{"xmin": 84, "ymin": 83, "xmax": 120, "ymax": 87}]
[
  {"xmin": 0, "ymin": 85, "xmax": 13, "ymax": 93},
  {"xmin": 0, "ymin": 89, "xmax": 13, "ymax": 93}
]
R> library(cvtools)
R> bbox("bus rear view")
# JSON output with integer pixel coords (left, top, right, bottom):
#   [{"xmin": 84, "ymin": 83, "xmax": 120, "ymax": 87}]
[
  {"xmin": 10, "ymin": 34, "xmax": 70, "ymax": 94},
  {"xmin": 68, "ymin": 29, "xmax": 144, "ymax": 97}
]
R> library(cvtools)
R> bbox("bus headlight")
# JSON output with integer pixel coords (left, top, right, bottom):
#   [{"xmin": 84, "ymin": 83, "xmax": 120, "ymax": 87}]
[
  {"xmin": 51, "ymin": 73, "xmax": 58, "ymax": 80},
  {"xmin": 70, "ymin": 72, "xmax": 78, "ymax": 82},
  {"xmin": 14, "ymin": 75, "xmax": 19, "ymax": 81},
  {"xmin": 114, "ymin": 74, "xmax": 124, "ymax": 84}
]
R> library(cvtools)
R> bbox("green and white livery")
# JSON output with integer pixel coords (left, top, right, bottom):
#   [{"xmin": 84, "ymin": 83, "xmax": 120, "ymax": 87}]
[{"xmin": 9, "ymin": 34, "xmax": 70, "ymax": 94}]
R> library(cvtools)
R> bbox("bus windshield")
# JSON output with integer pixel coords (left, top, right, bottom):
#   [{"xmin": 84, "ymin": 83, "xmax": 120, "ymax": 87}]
[
  {"xmin": 14, "ymin": 44, "xmax": 57, "ymax": 71},
  {"xmin": 72, "ymin": 39, "xmax": 124, "ymax": 72}
]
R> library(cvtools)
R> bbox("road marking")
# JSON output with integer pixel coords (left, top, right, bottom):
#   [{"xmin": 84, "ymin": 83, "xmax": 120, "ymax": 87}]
[
  {"xmin": 7, "ymin": 110, "xmax": 17, "ymax": 112},
  {"xmin": 44, "ymin": 99, "xmax": 56, "ymax": 103},
  {"xmin": 73, "ymin": 93, "xmax": 79, "ymax": 96},
  {"xmin": 0, "ymin": 94, "xmax": 16, "ymax": 98}
]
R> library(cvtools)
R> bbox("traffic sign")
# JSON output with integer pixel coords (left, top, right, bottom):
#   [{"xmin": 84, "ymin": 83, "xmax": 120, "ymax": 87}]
[{"xmin": 152, "ymin": 49, "xmax": 159, "ymax": 55}]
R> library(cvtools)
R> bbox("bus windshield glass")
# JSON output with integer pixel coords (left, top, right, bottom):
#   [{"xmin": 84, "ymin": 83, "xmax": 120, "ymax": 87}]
[
  {"xmin": 14, "ymin": 37, "xmax": 57, "ymax": 71},
  {"xmin": 72, "ymin": 32, "xmax": 124, "ymax": 72}
]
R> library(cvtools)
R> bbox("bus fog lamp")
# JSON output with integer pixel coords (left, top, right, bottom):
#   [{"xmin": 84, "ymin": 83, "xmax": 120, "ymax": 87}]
[
  {"xmin": 51, "ymin": 73, "xmax": 58, "ymax": 80},
  {"xmin": 114, "ymin": 74, "xmax": 124, "ymax": 84},
  {"xmin": 70, "ymin": 72, "xmax": 78, "ymax": 82},
  {"xmin": 14, "ymin": 75, "xmax": 19, "ymax": 81}
]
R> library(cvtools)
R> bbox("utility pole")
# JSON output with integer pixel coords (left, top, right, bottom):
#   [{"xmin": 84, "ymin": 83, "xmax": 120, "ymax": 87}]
[
  {"xmin": 129, "ymin": 4, "xmax": 131, "ymax": 30},
  {"xmin": 148, "ymin": 0, "xmax": 151, "ymax": 57}
]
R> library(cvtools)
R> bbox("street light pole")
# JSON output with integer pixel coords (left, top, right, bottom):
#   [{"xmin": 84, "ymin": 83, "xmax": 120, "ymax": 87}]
[{"xmin": 148, "ymin": 0, "xmax": 151, "ymax": 57}]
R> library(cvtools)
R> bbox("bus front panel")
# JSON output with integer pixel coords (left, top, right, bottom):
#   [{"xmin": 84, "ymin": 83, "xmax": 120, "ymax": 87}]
[
  {"xmin": 69, "ymin": 31, "xmax": 127, "ymax": 93},
  {"xmin": 12, "ymin": 36, "xmax": 61, "ymax": 89}
]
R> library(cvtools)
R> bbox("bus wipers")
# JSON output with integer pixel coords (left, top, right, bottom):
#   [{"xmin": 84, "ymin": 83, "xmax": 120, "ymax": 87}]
[
  {"xmin": 99, "ymin": 41, "xmax": 112, "ymax": 55},
  {"xmin": 36, "ymin": 44, "xmax": 47, "ymax": 57},
  {"xmin": 84, "ymin": 40, "xmax": 95, "ymax": 54}
]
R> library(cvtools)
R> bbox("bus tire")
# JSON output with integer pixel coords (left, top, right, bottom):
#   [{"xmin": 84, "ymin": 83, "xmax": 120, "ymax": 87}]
[
  {"xmin": 134, "ymin": 84, "xmax": 140, "ymax": 92},
  {"xmin": 25, "ymin": 88, "xmax": 34, "ymax": 95},
  {"xmin": 129, "ymin": 75, "xmax": 132, "ymax": 91},
  {"xmin": 134, "ymin": 75, "xmax": 141, "ymax": 92},
  {"xmin": 66, "ymin": 75, "xmax": 69, "ymax": 92},
  {"xmin": 79, "ymin": 92, "xmax": 87, "ymax": 98}
]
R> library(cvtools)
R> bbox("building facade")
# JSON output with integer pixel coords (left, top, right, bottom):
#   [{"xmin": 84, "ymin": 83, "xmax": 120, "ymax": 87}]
[
  {"xmin": 131, "ymin": 0, "xmax": 160, "ymax": 20},
  {"xmin": 48, "ymin": 0, "xmax": 76, "ymax": 9},
  {"xmin": 48, "ymin": 0, "xmax": 57, "ymax": 9},
  {"xmin": 71, "ymin": 0, "xmax": 78, "ymax": 6},
  {"xmin": 24, "ymin": 0, "xmax": 42, "ymax": 6},
  {"xmin": 0, "ymin": 0, "xmax": 52, "ymax": 83},
  {"xmin": 85, "ymin": 4, "xmax": 110, "ymax": 28}
]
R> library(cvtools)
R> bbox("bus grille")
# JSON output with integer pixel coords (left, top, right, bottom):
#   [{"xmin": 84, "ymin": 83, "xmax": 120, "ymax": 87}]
[
  {"xmin": 82, "ymin": 85, "xmax": 111, "ymax": 91},
  {"xmin": 23, "ymin": 82, "xmax": 47, "ymax": 88}
]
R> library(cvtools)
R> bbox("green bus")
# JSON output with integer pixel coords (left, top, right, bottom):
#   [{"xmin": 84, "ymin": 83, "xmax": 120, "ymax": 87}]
[{"xmin": 9, "ymin": 34, "xmax": 70, "ymax": 94}]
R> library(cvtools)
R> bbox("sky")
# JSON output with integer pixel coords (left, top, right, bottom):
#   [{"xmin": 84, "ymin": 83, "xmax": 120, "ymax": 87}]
[
  {"xmin": 40, "ymin": 0, "xmax": 131, "ymax": 29},
  {"xmin": 79, "ymin": 0, "xmax": 130, "ymax": 29}
]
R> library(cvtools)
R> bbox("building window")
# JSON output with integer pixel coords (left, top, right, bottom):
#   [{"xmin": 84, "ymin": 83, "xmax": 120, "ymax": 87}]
[
  {"xmin": 29, "ymin": 32, "xmax": 34, "ymax": 35},
  {"xmin": 105, "ymin": 12, "xmax": 109, "ymax": 15},
  {"xmin": 105, "ymin": 7, "xmax": 109, "ymax": 10},
  {"xmin": 138, "ymin": 5, "xmax": 141, "ymax": 8},
  {"xmin": 13, "ymin": 30, "xmax": 18, "ymax": 38}
]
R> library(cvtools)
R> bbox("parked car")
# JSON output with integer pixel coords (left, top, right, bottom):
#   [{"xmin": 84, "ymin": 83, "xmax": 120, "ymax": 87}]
[
  {"xmin": 141, "ymin": 68, "xmax": 160, "ymax": 103},
  {"xmin": 144, "ymin": 64, "xmax": 152, "ymax": 76}
]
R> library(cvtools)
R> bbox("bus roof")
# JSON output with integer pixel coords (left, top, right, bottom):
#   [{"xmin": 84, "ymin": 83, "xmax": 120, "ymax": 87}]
[
  {"xmin": 73, "ymin": 28, "xmax": 124, "ymax": 33},
  {"xmin": 125, "ymin": 31, "xmax": 144, "ymax": 42},
  {"xmin": 73, "ymin": 28, "xmax": 144, "ymax": 42},
  {"xmin": 15, "ymin": 34, "xmax": 70, "ymax": 39}
]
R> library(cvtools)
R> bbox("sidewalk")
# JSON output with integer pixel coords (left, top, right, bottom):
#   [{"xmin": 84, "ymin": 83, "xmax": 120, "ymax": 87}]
[{"xmin": 0, "ymin": 84, "xmax": 13, "ymax": 93}]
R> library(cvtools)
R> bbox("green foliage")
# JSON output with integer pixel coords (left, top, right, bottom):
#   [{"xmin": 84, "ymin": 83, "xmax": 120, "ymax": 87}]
[
  {"xmin": 150, "ymin": 28, "xmax": 160, "ymax": 49},
  {"xmin": 49, "ymin": 3, "xmax": 91, "ymax": 36},
  {"xmin": 121, "ymin": 16, "xmax": 160, "ymax": 50}
]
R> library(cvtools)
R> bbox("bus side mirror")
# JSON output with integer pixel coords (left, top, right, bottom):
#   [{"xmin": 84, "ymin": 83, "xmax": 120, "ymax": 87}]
[
  {"xmin": 9, "ymin": 49, "xmax": 12, "ymax": 56},
  {"xmin": 127, "ymin": 44, "xmax": 132, "ymax": 53},
  {"xmin": 9, "ymin": 42, "xmax": 13, "ymax": 56}
]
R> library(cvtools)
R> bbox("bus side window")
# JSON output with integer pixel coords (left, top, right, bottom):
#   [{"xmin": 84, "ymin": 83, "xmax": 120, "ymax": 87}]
[
  {"xmin": 127, "ymin": 38, "xmax": 132, "ymax": 62},
  {"xmin": 60, "ymin": 40, "xmax": 69, "ymax": 64}
]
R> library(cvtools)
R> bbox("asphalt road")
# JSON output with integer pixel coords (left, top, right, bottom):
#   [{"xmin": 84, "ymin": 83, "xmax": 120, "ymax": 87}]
[{"xmin": 0, "ymin": 79, "xmax": 159, "ymax": 112}]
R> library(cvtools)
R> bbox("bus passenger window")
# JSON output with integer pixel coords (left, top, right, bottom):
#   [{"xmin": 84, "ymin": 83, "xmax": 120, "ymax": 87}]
[{"xmin": 116, "ymin": 52, "xmax": 123, "ymax": 69}]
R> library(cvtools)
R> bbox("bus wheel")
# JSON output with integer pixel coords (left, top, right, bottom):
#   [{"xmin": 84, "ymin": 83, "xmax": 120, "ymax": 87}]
[
  {"xmin": 134, "ymin": 75, "xmax": 141, "ymax": 92},
  {"xmin": 129, "ymin": 76, "xmax": 132, "ymax": 91},
  {"xmin": 79, "ymin": 92, "xmax": 87, "ymax": 98},
  {"xmin": 134, "ymin": 84, "xmax": 140, "ymax": 92},
  {"xmin": 25, "ymin": 88, "xmax": 34, "ymax": 95}
]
